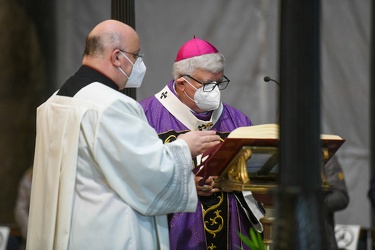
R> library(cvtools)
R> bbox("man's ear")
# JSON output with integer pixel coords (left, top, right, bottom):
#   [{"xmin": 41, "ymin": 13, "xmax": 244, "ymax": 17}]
[
  {"xmin": 112, "ymin": 50, "xmax": 121, "ymax": 66},
  {"xmin": 175, "ymin": 77, "xmax": 186, "ymax": 90}
]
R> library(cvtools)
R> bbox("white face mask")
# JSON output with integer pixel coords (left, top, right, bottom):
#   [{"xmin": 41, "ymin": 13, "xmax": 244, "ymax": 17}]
[
  {"xmin": 118, "ymin": 51, "xmax": 147, "ymax": 88},
  {"xmin": 182, "ymin": 77, "xmax": 221, "ymax": 111}
]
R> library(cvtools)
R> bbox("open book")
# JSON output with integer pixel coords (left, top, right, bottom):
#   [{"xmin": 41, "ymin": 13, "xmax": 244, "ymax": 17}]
[
  {"xmin": 227, "ymin": 123, "xmax": 280, "ymax": 139},
  {"xmin": 227, "ymin": 123, "xmax": 342, "ymax": 140},
  {"xmin": 194, "ymin": 124, "xmax": 345, "ymax": 181}
]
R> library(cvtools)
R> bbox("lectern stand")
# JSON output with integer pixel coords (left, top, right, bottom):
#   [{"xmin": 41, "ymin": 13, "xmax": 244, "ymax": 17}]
[{"xmin": 196, "ymin": 126, "xmax": 345, "ymax": 247}]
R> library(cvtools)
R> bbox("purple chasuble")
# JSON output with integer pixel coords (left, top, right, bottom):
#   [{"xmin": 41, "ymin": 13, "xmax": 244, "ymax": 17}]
[{"xmin": 140, "ymin": 80, "xmax": 253, "ymax": 250}]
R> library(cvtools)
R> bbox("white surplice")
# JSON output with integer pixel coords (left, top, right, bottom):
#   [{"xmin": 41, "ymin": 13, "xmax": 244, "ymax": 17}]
[{"xmin": 27, "ymin": 82, "xmax": 197, "ymax": 250}]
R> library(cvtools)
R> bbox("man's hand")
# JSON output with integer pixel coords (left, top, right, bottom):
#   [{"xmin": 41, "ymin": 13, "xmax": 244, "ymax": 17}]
[
  {"xmin": 177, "ymin": 130, "xmax": 220, "ymax": 158},
  {"xmin": 195, "ymin": 176, "xmax": 221, "ymax": 196}
]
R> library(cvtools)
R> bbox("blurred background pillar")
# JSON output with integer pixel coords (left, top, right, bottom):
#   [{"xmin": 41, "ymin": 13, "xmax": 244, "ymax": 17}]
[
  {"xmin": 370, "ymin": 0, "xmax": 375, "ymax": 248},
  {"xmin": 0, "ymin": 0, "xmax": 44, "ymax": 225},
  {"xmin": 274, "ymin": 0, "xmax": 327, "ymax": 249}
]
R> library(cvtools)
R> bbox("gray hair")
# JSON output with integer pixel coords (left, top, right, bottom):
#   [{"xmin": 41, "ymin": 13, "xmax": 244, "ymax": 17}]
[
  {"xmin": 84, "ymin": 31, "xmax": 122, "ymax": 56},
  {"xmin": 172, "ymin": 53, "xmax": 225, "ymax": 80}
]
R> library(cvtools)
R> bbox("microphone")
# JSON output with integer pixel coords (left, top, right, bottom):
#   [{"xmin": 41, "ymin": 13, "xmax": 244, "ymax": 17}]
[{"xmin": 264, "ymin": 76, "xmax": 280, "ymax": 86}]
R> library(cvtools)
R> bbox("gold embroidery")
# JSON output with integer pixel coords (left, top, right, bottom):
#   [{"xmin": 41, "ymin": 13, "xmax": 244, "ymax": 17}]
[
  {"xmin": 203, "ymin": 193, "xmax": 224, "ymax": 238},
  {"xmin": 164, "ymin": 135, "xmax": 177, "ymax": 144},
  {"xmin": 207, "ymin": 243, "xmax": 217, "ymax": 250},
  {"xmin": 198, "ymin": 122, "xmax": 213, "ymax": 131}
]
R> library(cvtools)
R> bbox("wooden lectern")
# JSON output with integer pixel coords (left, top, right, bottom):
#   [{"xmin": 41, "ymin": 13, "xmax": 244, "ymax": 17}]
[{"xmin": 195, "ymin": 124, "xmax": 345, "ymax": 247}]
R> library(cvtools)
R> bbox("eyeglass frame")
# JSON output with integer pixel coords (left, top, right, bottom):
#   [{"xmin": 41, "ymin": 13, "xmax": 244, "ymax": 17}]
[
  {"xmin": 119, "ymin": 49, "xmax": 144, "ymax": 60},
  {"xmin": 181, "ymin": 74, "xmax": 230, "ymax": 92}
]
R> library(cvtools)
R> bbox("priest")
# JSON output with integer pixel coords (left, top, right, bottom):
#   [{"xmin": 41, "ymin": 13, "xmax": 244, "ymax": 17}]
[
  {"xmin": 26, "ymin": 20, "xmax": 220, "ymax": 250},
  {"xmin": 140, "ymin": 37, "xmax": 265, "ymax": 250}
]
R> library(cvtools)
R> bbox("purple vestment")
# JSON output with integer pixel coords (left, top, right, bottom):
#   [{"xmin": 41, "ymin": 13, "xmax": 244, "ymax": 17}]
[{"xmin": 140, "ymin": 80, "xmax": 254, "ymax": 250}]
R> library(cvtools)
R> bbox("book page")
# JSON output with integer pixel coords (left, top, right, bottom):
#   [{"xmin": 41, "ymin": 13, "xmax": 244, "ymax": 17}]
[
  {"xmin": 228, "ymin": 123, "xmax": 343, "ymax": 140},
  {"xmin": 228, "ymin": 124, "xmax": 279, "ymax": 139},
  {"xmin": 321, "ymin": 134, "xmax": 342, "ymax": 140}
]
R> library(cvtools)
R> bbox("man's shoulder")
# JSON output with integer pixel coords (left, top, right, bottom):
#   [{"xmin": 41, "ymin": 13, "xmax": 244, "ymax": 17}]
[
  {"xmin": 140, "ymin": 82, "xmax": 174, "ymax": 109},
  {"xmin": 139, "ymin": 94, "xmax": 160, "ymax": 109},
  {"xmin": 219, "ymin": 102, "xmax": 252, "ymax": 126},
  {"xmin": 47, "ymin": 83, "xmax": 138, "ymax": 114},
  {"xmin": 222, "ymin": 102, "xmax": 248, "ymax": 117},
  {"xmin": 78, "ymin": 82, "xmax": 136, "ymax": 107}
]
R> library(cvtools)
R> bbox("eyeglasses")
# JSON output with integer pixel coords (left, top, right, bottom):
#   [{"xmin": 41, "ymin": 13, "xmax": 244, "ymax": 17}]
[
  {"xmin": 182, "ymin": 75, "xmax": 230, "ymax": 92},
  {"xmin": 120, "ymin": 49, "xmax": 144, "ymax": 59}
]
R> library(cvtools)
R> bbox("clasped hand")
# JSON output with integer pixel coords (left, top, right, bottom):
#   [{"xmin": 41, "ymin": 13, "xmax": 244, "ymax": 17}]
[{"xmin": 195, "ymin": 176, "xmax": 221, "ymax": 196}]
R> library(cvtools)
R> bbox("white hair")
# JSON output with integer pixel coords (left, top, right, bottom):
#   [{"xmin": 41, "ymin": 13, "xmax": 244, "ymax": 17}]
[{"xmin": 172, "ymin": 53, "xmax": 225, "ymax": 80}]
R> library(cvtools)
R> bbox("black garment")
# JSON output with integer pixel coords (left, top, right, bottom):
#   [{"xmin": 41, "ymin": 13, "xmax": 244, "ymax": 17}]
[{"xmin": 57, "ymin": 65, "xmax": 118, "ymax": 97}]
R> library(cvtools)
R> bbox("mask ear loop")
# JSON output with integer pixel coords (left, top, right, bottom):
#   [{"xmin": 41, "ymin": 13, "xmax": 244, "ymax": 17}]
[
  {"xmin": 119, "ymin": 51, "xmax": 135, "ymax": 66},
  {"xmin": 182, "ymin": 77, "xmax": 198, "ymax": 90},
  {"xmin": 116, "ymin": 51, "xmax": 130, "ymax": 79},
  {"xmin": 118, "ymin": 66, "xmax": 129, "ymax": 79},
  {"xmin": 182, "ymin": 77, "xmax": 199, "ymax": 104}
]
